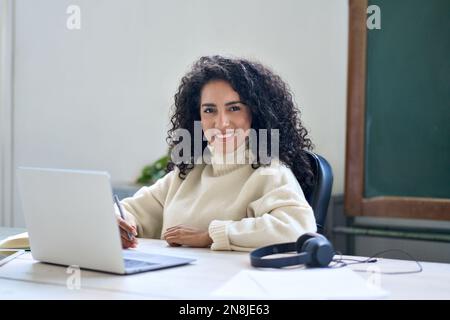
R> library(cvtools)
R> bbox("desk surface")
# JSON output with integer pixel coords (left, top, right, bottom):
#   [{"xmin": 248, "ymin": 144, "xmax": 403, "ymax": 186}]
[{"xmin": 1, "ymin": 237, "xmax": 450, "ymax": 299}]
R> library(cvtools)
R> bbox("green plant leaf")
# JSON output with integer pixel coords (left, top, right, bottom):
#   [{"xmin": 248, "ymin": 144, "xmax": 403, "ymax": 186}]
[{"xmin": 136, "ymin": 155, "xmax": 170, "ymax": 185}]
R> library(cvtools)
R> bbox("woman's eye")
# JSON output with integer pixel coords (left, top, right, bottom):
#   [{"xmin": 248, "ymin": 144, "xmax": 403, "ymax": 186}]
[
  {"xmin": 203, "ymin": 108, "xmax": 214, "ymax": 113},
  {"xmin": 230, "ymin": 106, "xmax": 241, "ymax": 111}
]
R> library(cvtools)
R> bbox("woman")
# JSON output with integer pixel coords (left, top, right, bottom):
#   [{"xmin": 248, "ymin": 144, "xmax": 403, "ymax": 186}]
[{"xmin": 116, "ymin": 55, "xmax": 317, "ymax": 251}]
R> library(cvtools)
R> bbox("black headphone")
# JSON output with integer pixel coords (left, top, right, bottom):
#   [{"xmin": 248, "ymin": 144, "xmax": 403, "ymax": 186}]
[{"xmin": 250, "ymin": 233, "xmax": 334, "ymax": 268}]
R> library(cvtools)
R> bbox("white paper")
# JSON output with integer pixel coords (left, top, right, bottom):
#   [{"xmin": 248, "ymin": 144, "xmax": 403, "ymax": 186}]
[{"xmin": 213, "ymin": 267, "xmax": 389, "ymax": 299}]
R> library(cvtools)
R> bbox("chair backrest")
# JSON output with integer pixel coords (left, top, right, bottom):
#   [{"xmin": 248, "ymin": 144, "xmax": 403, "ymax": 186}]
[{"xmin": 303, "ymin": 151, "xmax": 333, "ymax": 234}]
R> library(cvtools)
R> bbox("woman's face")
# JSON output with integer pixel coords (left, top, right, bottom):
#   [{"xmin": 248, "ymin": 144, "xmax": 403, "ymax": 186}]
[{"xmin": 200, "ymin": 80, "xmax": 252, "ymax": 154}]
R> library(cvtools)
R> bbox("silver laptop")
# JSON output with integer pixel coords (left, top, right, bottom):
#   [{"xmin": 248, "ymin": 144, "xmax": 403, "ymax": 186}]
[{"xmin": 16, "ymin": 167, "xmax": 195, "ymax": 274}]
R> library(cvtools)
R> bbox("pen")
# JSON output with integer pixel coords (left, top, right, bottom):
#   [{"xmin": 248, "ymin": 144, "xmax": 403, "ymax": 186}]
[{"xmin": 113, "ymin": 194, "xmax": 133, "ymax": 241}]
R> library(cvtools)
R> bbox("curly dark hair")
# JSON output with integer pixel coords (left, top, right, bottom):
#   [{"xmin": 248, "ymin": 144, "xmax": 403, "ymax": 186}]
[{"xmin": 166, "ymin": 55, "xmax": 315, "ymax": 194}]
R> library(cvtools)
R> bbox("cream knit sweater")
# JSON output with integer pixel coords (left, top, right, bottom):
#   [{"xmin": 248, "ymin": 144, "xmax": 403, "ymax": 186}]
[{"xmin": 118, "ymin": 141, "xmax": 317, "ymax": 251}]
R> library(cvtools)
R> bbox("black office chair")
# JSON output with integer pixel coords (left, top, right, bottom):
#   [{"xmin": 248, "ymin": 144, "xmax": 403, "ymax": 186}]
[{"xmin": 303, "ymin": 151, "xmax": 333, "ymax": 234}]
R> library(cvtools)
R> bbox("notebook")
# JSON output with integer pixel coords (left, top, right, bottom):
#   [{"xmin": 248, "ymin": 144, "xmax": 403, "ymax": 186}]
[{"xmin": 0, "ymin": 232, "xmax": 30, "ymax": 250}]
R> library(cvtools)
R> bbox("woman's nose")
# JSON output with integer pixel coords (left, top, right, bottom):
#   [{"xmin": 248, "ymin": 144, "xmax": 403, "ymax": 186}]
[{"xmin": 216, "ymin": 112, "xmax": 231, "ymax": 129}]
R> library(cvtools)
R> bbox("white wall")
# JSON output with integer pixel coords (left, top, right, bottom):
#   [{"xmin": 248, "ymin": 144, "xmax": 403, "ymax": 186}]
[
  {"xmin": 6, "ymin": 0, "xmax": 349, "ymax": 227},
  {"xmin": 0, "ymin": 0, "xmax": 14, "ymax": 227}
]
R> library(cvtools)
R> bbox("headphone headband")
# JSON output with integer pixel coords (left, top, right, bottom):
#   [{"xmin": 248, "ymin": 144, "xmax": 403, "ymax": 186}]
[{"xmin": 250, "ymin": 242, "xmax": 311, "ymax": 268}]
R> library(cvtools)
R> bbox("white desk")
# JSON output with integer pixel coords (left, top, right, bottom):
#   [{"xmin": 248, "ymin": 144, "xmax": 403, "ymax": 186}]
[{"xmin": 1, "ymin": 238, "xmax": 450, "ymax": 299}]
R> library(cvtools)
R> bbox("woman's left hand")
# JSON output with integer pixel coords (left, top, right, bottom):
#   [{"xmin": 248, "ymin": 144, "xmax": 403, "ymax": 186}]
[{"xmin": 163, "ymin": 225, "xmax": 213, "ymax": 248}]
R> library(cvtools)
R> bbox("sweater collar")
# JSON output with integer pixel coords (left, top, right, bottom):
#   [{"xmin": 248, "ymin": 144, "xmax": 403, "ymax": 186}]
[{"xmin": 206, "ymin": 139, "xmax": 254, "ymax": 176}]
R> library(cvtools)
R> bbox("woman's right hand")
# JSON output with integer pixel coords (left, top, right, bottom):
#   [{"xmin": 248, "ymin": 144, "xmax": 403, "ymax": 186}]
[{"xmin": 117, "ymin": 216, "xmax": 138, "ymax": 249}]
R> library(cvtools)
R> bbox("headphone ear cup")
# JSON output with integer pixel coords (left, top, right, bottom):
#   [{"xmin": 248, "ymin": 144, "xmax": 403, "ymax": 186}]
[
  {"xmin": 314, "ymin": 241, "xmax": 334, "ymax": 267},
  {"xmin": 295, "ymin": 233, "xmax": 316, "ymax": 252},
  {"xmin": 296, "ymin": 233, "xmax": 334, "ymax": 267},
  {"xmin": 308, "ymin": 236, "xmax": 334, "ymax": 267}
]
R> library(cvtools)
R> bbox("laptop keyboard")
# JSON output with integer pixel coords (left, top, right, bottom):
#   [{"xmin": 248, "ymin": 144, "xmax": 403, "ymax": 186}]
[
  {"xmin": 122, "ymin": 250, "xmax": 195, "ymax": 273},
  {"xmin": 124, "ymin": 259, "xmax": 156, "ymax": 269}
]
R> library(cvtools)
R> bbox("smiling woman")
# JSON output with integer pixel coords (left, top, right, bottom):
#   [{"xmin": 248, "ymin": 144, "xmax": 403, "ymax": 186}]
[{"xmin": 114, "ymin": 55, "xmax": 317, "ymax": 251}]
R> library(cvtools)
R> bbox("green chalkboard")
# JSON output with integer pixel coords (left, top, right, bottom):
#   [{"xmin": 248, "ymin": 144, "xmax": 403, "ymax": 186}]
[{"xmin": 364, "ymin": 0, "xmax": 450, "ymax": 199}]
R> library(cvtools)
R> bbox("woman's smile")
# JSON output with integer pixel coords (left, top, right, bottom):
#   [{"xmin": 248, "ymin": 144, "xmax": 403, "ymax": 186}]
[{"xmin": 214, "ymin": 130, "xmax": 237, "ymax": 141}]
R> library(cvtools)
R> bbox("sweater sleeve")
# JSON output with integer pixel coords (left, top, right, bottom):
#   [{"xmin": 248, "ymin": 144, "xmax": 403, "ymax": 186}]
[
  {"xmin": 208, "ymin": 165, "xmax": 317, "ymax": 251},
  {"xmin": 117, "ymin": 169, "xmax": 177, "ymax": 239}
]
